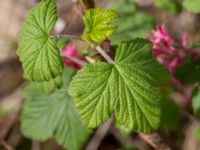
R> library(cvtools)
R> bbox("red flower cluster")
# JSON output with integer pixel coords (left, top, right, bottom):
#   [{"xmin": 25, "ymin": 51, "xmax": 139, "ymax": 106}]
[{"xmin": 147, "ymin": 25, "xmax": 188, "ymax": 73}]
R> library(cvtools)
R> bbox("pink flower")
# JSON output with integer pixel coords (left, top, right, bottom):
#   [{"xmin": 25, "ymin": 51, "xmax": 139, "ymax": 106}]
[
  {"xmin": 62, "ymin": 43, "xmax": 85, "ymax": 70},
  {"xmin": 147, "ymin": 25, "xmax": 188, "ymax": 73}
]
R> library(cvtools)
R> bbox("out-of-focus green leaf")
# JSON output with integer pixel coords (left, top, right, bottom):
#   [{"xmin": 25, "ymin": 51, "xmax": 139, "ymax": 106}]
[
  {"xmin": 183, "ymin": 0, "xmax": 200, "ymax": 13},
  {"xmin": 56, "ymin": 39, "xmax": 68, "ymax": 50},
  {"xmin": 36, "ymin": 75, "xmax": 62, "ymax": 95},
  {"xmin": 109, "ymin": 2, "xmax": 138, "ymax": 14},
  {"xmin": 192, "ymin": 86, "xmax": 200, "ymax": 119},
  {"xmin": 161, "ymin": 97, "xmax": 180, "ymax": 130},
  {"xmin": 194, "ymin": 128, "xmax": 200, "ymax": 140},
  {"xmin": 21, "ymin": 68, "xmax": 91, "ymax": 150},
  {"xmin": 109, "ymin": 2, "xmax": 155, "ymax": 44},
  {"xmin": 175, "ymin": 58, "xmax": 200, "ymax": 84},
  {"xmin": 155, "ymin": 0, "xmax": 182, "ymax": 14}
]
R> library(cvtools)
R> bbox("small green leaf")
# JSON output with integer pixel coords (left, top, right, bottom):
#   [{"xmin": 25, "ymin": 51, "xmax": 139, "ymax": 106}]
[
  {"xmin": 110, "ymin": 2, "xmax": 155, "ymax": 44},
  {"xmin": 21, "ymin": 68, "xmax": 91, "ymax": 150},
  {"xmin": 17, "ymin": 0, "xmax": 63, "ymax": 82},
  {"xmin": 56, "ymin": 39, "xmax": 68, "ymax": 50},
  {"xmin": 36, "ymin": 75, "xmax": 62, "ymax": 94},
  {"xmin": 183, "ymin": 0, "xmax": 200, "ymax": 13},
  {"xmin": 69, "ymin": 39, "xmax": 170, "ymax": 133},
  {"xmin": 82, "ymin": 7, "xmax": 119, "ymax": 44}
]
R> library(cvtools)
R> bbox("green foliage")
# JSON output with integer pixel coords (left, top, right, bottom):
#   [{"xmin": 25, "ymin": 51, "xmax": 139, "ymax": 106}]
[
  {"xmin": 37, "ymin": 75, "xmax": 62, "ymax": 95},
  {"xmin": 175, "ymin": 58, "xmax": 200, "ymax": 84},
  {"xmin": 155, "ymin": 0, "xmax": 182, "ymax": 14},
  {"xmin": 109, "ymin": 2, "xmax": 155, "ymax": 44},
  {"xmin": 194, "ymin": 128, "xmax": 200, "ymax": 140},
  {"xmin": 193, "ymin": 41, "xmax": 200, "ymax": 48},
  {"xmin": 56, "ymin": 39, "xmax": 68, "ymax": 50},
  {"xmin": 82, "ymin": 7, "xmax": 119, "ymax": 44},
  {"xmin": 69, "ymin": 39, "xmax": 170, "ymax": 133},
  {"xmin": 21, "ymin": 68, "xmax": 91, "ymax": 150},
  {"xmin": 109, "ymin": 2, "xmax": 138, "ymax": 14},
  {"xmin": 192, "ymin": 86, "xmax": 200, "ymax": 119},
  {"xmin": 183, "ymin": 0, "xmax": 200, "ymax": 13},
  {"xmin": 17, "ymin": 0, "xmax": 63, "ymax": 82},
  {"xmin": 161, "ymin": 98, "xmax": 180, "ymax": 130}
]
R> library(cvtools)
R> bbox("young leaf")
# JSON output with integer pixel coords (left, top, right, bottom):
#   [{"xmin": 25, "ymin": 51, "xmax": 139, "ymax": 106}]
[
  {"xmin": 21, "ymin": 68, "xmax": 91, "ymax": 150},
  {"xmin": 82, "ymin": 7, "xmax": 119, "ymax": 44},
  {"xmin": 17, "ymin": 0, "xmax": 63, "ymax": 82},
  {"xmin": 69, "ymin": 38, "xmax": 170, "ymax": 133},
  {"xmin": 183, "ymin": 0, "xmax": 200, "ymax": 13}
]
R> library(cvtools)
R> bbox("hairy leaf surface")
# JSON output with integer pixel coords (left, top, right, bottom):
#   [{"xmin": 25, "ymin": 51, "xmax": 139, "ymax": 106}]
[
  {"xmin": 17, "ymin": 0, "xmax": 63, "ymax": 82},
  {"xmin": 69, "ymin": 39, "xmax": 169, "ymax": 133},
  {"xmin": 82, "ymin": 7, "xmax": 119, "ymax": 44}
]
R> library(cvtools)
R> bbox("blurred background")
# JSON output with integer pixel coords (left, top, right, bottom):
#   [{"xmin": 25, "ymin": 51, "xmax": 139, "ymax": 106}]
[{"xmin": 1, "ymin": 0, "xmax": 200, "ymax": 150}]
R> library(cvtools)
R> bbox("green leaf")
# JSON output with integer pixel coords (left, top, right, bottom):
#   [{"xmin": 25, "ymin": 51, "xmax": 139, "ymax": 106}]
[
  {"xmin": 17, "ymin": 0, "xmax": 63, "ymax": 82},
  {"xmin": 161, "ymin": 97, "xmax": 180, "ymax": 130},
  {"xmin": 82, "ymin": 7, "xmax": 119, "ymax": 44},
  {"xmin": 56, "ymin": 38, "xmax": 68, "ymax": 50},
  {"xmin": 110, "ymin": 2, "xmax": 155, "ymax": 45},
  {"xmin": 183, "ymin": 0, "xmax": 200, "ymax": 13},
  {"xmin": 21, "ymin": 68, "xmax": 91, "ymax": 150},
  {"xmin": 109, "ymin": 2, "xmax": 138, "ymax": 14},
  {"xmin": 155, "ymin": 0, "xmax": 182, "ymax": 14},
  {"xmin": 175, "ymin": 58, "xmax": 200, "ymax": 84},
  {"xmin": 69, "ymin": 39, "xmax": 170, "ymax": 133},
  {"xmin": 194, "ymin": 128, "xmax": 200, "ymax": 140},
  {"xmin": 192, "ymin": 86, "xmax": 200, "ymax": 119},
  {"xmin": 36, "ymin": 75, "xmax": 62, "ymax": 95}
]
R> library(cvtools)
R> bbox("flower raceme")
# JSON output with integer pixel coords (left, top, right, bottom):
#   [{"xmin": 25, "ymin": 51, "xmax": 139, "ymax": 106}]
[{"xmin": 147, "ymin": 25, "xmax": 188, "ymax": 73}]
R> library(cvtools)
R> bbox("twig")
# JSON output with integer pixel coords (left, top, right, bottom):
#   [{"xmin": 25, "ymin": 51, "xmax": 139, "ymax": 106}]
[
  {"xmin": 0, "ymin": 87, "xmax": 23, "ymax": 140},
  {"xmin": 111, "ymin": 128, "xmax": 148, "ymax": 150},
  {"xmin": 51, "ymin": 34, "xmax": 82, "ymax": 40},
  {"xmin": 139, "ymin": 133, "xmax": 171, "ymax": 150},
  {"xmin": 0, "ymin": 112, "xmax": 19, "ymax": 140},
  {"xmin": 94, "ymin": 45, "xmax": 114, "ymax": 64},
  {"xmin": 62, "ymin": 55, "xmax": 88, "ymax": 66},
  {"xmin": 1, "ymin": 141, "xmax": 13, "ymax": 150},
  {"xmin": 79, "ymin": 0, "xmax": 95, "ymax": 14},
  {"xmin": 32, "ymin": 140, "xmax": 40, "ymax": 150},
  {"xmin": 86, "ymin": 117, "xmax": 114, "ymax": 150}
]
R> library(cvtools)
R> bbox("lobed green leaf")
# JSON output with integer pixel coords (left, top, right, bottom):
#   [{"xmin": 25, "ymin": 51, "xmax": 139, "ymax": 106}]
[
  {"xmin": 69, "ymin": 39, "xmax": 170, "ymax": 133},
  {"xmin": 82, "ymin": 7, "xmax": 119, "ymax": 44}
]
